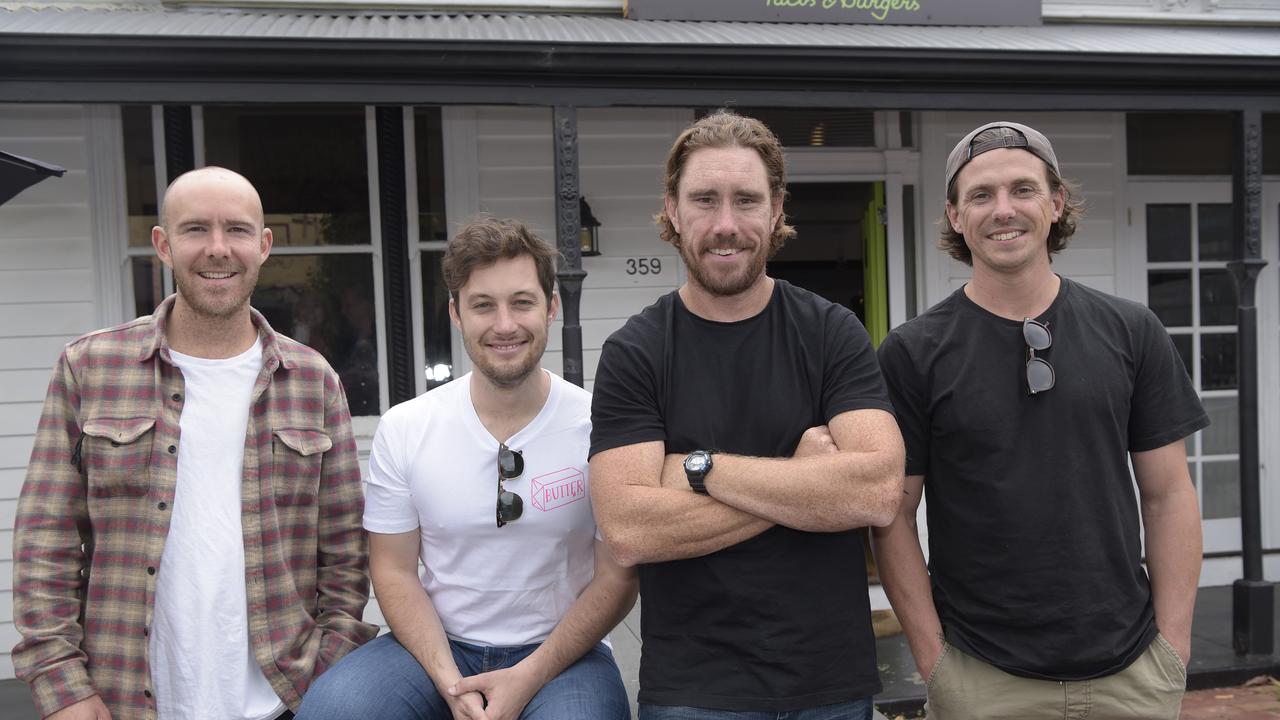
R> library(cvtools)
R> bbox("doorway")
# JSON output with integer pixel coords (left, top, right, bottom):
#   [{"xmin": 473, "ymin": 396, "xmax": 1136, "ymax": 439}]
[{"xmin": 771, "ymin": 180, "xmax": 889, "ymax": 344}]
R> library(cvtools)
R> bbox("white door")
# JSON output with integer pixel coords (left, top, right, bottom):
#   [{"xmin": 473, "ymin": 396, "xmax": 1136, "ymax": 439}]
[{"xmin": 1126, "ymin": 183, "xmax": 1242, "ymax": 563}]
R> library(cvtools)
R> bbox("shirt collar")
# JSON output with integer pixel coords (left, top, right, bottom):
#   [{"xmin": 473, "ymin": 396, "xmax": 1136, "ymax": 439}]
[{"xmin": 138, "ymin": 294, "xmax": 293, "ymax": 371}]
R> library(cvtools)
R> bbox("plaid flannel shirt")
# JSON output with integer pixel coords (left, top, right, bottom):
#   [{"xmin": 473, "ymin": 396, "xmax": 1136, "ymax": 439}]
[{"xmin": 12, "ymin": 295, "xmax": 378, "ymax": 719}]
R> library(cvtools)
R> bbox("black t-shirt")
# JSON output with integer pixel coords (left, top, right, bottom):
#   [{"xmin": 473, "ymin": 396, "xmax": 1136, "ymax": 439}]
[
  {"xmin": 877, "ymin": 277, "xmax": 1208, "ymax": 681},
  {"xmin": 590, "ymin": 280, "xmax": 894, "ymax": 711}
]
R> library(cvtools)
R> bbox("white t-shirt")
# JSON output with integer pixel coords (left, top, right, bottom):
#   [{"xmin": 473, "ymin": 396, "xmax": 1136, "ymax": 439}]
[
  {"xmin": 364, "ymin": 371, "xmax": 598, "ymax": 647},
  {"xmin": 150, "ymin": 340, "xmax": 285, "ymax": 720}
]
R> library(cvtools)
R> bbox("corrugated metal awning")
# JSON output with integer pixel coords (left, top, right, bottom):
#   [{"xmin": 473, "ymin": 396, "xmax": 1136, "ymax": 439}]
[
  {"xmin": 2, "ymin": 7, "xmax": 1279, "ymax": 109},
  {"xmin": 2, "ymin": 7, "xmax": 1279, "ymax": 57}
]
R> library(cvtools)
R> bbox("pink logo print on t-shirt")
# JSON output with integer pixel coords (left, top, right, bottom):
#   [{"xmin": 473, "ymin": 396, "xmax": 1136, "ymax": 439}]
[{"xmin": 530, "ymin": 468, "xmax": 586, "ymax": 512}]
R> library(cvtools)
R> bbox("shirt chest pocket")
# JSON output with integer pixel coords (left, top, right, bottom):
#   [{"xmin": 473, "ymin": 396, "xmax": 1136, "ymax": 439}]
[
  {"xmin": 272, "ymin": 428, "xmax": 332, "ymax": 506},
  {"xmin": 81, "ymin": 417, "xmax": 156, "ymax": 497}
]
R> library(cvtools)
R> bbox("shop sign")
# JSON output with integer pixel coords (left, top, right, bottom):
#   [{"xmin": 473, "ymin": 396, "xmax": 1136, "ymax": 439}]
[{"xmin": 624, "ymin": 0, "xmax": 1041, "ymax": 26}]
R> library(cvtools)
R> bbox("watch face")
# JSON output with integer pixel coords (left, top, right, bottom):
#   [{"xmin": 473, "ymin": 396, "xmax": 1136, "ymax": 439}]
[{"xmin": 686, "ymin": 453, "xmax": 708, "ymax": 473}]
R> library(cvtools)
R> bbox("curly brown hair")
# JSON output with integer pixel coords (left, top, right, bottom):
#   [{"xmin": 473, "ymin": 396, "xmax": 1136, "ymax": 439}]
[
  {"xmin": 442, "ymin": 216, "xmax": 559, "ymax": 302},
  {"xmin": 655, "ymin": 110, "xmax": 797, "ymax": 256},
  {"xmin": 939, "ymin": 127, "xmax": 1085, "ymax": 266}
]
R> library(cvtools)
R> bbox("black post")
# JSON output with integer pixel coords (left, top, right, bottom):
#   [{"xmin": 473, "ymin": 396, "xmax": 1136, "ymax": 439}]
[
  {"xmin": 375, "ymin": 107, "xmax": 416, "ymax": 408},
  {"xmin": 161, "ymin": 106, "xmax": 195, "ymax": 182},
  {"xmin": 553, "ymin": 106, "xmax": 587, "ymax": 388},
  {"xmin": 1227, "ymin": 108, "xmax": 1273, "ymax": 655}
]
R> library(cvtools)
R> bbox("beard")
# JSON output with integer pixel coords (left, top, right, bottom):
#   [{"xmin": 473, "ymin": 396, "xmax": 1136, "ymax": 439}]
[
  {"xmin": 174, "ymin": 267, "xmax": 256, "ymax": 321},
  {"xmin": 679, "ymin": 237, "xmax": 769, "ymax": 298},
  {"xmin": 466, "ymin": 332, "xmax": 548, "ymax": 388}
]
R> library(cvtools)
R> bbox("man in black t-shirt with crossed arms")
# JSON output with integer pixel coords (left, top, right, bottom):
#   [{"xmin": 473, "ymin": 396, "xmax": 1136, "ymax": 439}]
[{"xmin": 588, "ymin": 110, "xmax": 905, "ymax": 719}]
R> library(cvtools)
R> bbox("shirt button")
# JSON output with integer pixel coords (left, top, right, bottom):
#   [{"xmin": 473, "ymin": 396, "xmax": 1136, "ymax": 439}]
[
  {"xmin": 157, "ymin": 501, "xmax": 167, "ymax": 510},
  {"xmin": 147, "ymin": 566, "xmax": 156, "ymax": 575},
  {"xmin": 168, "ymin": 445, "xmax": 176, "ymax": 454}
]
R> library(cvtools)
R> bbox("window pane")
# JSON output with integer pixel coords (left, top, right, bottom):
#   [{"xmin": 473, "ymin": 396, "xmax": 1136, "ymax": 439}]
[
  {"xmin": 1146, "ymin": 205, "xmax": 1191, "ymax": 262},
  {"xmin": 1200, "ymin": 333, "xmax": 1237, "ymax": 391},
  {"xmin": 1184, "ymin": 434, "xmax": 1195, "ymax": 458},
  {"xmin": 1201, "ymin": 460, "xmax": 1240, "ymax": 520},
  {"xmin": 420, "ymin": 252, "xmax": 453, "ymax": 391},
  {"xmin": 415, "ymin": 108, "xmax": 448, "ymax": 243},
  {"xmin": 1201, "ymin": 396, "xmax": 1238, "ymax": 456},
  {"xmin": 255, "ymin": 255, "xmax": 380, "ymax": 415},
  {"xmin": 1199, "ymin": 269, "xmax": 1236, "ymax": 326},
  {"xmin": 123, "ymin": 106, "xmax": 158, "ymax": 247},
  {"xmin": 1147, "ymin": 271, "xmax": 1191, "ymax": 327},
  {"xmin": 131, "ymin": 256, "xmax": 164, "ymax": 318},
  {"xmin": 696, "ymin": 107, "xmax": 875, "ymax": 147},
  {"xmin": 204, "ymin": 106, "xmax": 370, "ymax": 246},
  {"xmin": 1197, "ymin": 204, "xmax": 1232, "ymax": 261},
  {"xmin": 1170, "ymin": 333, "xmax": 1193, "ymax": 376},
  {"xmin": 1127, "ymin": 113, "xmax": 1232, "ymax": 175}
]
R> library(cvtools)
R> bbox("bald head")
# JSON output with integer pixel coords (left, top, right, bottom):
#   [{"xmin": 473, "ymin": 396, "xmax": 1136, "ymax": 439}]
[{"xmin": 159, "ymin": 166, "xmax": 264, "ymax": 231}]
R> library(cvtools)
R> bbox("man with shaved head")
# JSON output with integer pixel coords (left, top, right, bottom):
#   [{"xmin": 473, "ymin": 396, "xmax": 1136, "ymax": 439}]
[{"xmin": 13, "ymin": 167, "xmax": 376, "ymax": 720}]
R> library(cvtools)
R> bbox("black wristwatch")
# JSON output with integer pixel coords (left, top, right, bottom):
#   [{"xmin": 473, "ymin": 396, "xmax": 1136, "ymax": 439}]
[{"xmin": 684, "ymin": 450, "xmax": 713, "ymax": 495}]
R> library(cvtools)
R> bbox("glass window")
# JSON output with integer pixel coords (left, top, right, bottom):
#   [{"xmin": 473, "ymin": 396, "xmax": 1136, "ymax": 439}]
[
  {"xmin": 1263, "ymin": 113, "xmax": 1280, "ymax": 175},
  {"xmin": 1148, "ymin": 270, "xmax": 1192, "ymax": 327},
  {"xmin": 256, "ymin": 255, "xmax": 380, "ymax": 416},
  {"xmin": 420, "ymin": 253, "xmax": 453, "ymax": 391},
  {"xmin": 1198, "ymin": 269, "xmax": 1236, "ymax": 327},
  {"xmin": 1201, "ymin": 460, "xmax": 1240, "ymax": 520},
  {"xmin": 122, "ymin": 106, "xmax": 166, "ymax": 317},
  {"xmin": 1146, "ymin": 205, "xmax": 1192, "ymax": 262},
  {"xmin": 1197, "ymin": 204, "xmax": 1232, "ymax": 262},
  {"xmin": 695, "ymin": 107, "xmax": 876, "ymax": 148},
  {"xmin": 1127, "ymin": 113, "xmax": 1232, "ymax": 175},
  {"xmin": 415, "ymin": 108, "xmax": 448, "ymax": 243},
  {"xmin": 415, "ymin": 108, "xmax": 453, "ymax": 393},
  {"xmin": 204, "ymin": 106, "xmax": 371, "ymax": 247}
]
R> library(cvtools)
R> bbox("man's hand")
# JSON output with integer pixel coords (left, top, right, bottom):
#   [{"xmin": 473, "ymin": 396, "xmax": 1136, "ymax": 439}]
[
  {"xmin": 448, "ymin": 663, "xmax": 542, "ymax": 720},
  {"xmin": 1161, "ymin": 627, "xmax": 1192, "ymax": 666},
  {"xmin": 444, "ymin": 689, "xmax": 489, "ymax": 720},
  {"xmin": 915, "ymin": 633, "xmax": 946, "ymax": 682},
  {"xmin": 793, "ymin": 425, "xmax": 838, "ymax": 458},
  {"xmin": 47, "ymin": 696, "xmax": 112, "ymax": 720}
]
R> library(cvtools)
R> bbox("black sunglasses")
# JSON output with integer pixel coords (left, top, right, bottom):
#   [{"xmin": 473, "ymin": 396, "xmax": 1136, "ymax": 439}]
[
  {"xmin": 1023, "ymin": 318, "xmax": 1054, "ymax": 396},
  {"xmin": 497, "ymin": 443, "xmax": 525, "ymax": 528}
]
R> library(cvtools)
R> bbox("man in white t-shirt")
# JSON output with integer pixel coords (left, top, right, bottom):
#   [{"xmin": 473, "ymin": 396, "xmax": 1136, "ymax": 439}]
[
  {"xmin": 13, "ymin": 167, "xmax": 376, "ymax": 720},
  {"xmin": 299, "ymin": 217, "xmax": 637, "ymax": 720}
]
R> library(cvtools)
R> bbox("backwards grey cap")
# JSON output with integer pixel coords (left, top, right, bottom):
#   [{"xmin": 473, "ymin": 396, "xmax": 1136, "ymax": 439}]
[{"xmin": 945, "ymin": 121, "xmax": 1060, "ymax": 194}]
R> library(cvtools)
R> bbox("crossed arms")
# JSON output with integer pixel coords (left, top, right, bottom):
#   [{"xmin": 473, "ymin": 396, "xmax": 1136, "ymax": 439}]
[{"xmin": 588, "ymin": 408, "xmax": 905, "ymax": 568}]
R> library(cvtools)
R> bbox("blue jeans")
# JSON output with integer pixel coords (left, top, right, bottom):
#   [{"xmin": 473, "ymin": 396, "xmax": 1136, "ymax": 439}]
[
  {"xmin": 638, "ymin": 698, "xmax": 874, "ymax": 720},
  {"xmin": 297, "ymin": 633, "xmax": 630, "ymax": 720}
]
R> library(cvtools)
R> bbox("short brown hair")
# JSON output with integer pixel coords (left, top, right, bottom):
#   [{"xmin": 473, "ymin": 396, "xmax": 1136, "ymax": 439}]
[
  {"xmin": 442, "ymin": 217, "xmax": 559, "ymax": 302},
  {"xmin": 939, "ymin": 127, "xmax": 1085, "ymax": 266},
  {"xmin": 656, "ymin": 110, "xmax": 797, "ymax": 255}
]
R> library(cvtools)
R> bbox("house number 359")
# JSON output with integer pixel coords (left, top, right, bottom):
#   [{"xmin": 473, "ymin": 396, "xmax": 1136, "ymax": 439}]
[{"xmin": 626, "ymin": 258, "xmax": 663, "ymax": 275}]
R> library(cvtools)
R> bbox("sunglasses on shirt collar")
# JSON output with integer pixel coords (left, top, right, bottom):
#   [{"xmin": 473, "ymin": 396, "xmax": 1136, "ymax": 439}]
[
  {"xmin": 1023, "ymin": 318, "xmax": 1054, "ymax": 396},
  {"xmin": 497, "ymin": 443, "xmax": 524, "ymax": 528}
]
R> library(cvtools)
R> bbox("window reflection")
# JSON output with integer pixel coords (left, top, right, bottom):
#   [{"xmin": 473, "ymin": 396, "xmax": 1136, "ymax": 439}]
[{"xmin": 255, "ymin": 255, "xmax": 380, "ymax": 415}]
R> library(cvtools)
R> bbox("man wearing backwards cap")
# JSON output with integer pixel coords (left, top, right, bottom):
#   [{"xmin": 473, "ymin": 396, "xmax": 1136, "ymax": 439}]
[{"xmin": 873, "ymin": 121, "xmax": 1207, "ymax": 718}]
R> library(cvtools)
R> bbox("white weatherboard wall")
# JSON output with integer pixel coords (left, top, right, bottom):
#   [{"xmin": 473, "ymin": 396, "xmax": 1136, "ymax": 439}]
[
  {"xmin": 464, "ymin": 106, "xmax": 695, "ymax": 389},
  {"xmin": 0, "ymin": 104, "xmax": 99, "ymax": 680}
]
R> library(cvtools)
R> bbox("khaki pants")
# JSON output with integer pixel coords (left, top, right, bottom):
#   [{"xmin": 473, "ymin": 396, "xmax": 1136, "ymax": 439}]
[{"xmin": 925, "ymin": 634, "xmax": 1186, "ymax": 720}]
